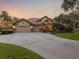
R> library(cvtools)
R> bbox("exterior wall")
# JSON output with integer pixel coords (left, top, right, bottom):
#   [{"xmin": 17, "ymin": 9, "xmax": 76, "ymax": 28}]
[
  {"xmin": 16, "ymin": 21, "xmax": 30, "ymax": 26},
  {"xmin": 15, "ymin": 21, "xmax": 31, "ymax": 32},
  {"xmin": 33, "ymin": 26, "xmax": 40, "ymax": 32},
  {"xmin": 14, "ymin": 17, "xmax": 53, "ymax": 33},
  {"xmin": 37, "ymin": 18, "xmax": 53, "ymax": 32},
  {"xmin": 15, "ymin": 26, "xmax": 31, "ymax": 33}
]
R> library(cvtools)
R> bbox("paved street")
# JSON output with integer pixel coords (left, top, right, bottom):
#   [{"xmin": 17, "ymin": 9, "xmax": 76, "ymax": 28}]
[{"xmin": 0, "ymin": 33, "xmax": 79, "ymax": 59}]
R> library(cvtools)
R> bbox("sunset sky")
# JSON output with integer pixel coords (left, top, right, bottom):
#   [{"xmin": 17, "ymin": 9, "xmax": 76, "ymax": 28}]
[{"xmin": 0, "ymin": 0, "xmax": 63, "ymax": 19}]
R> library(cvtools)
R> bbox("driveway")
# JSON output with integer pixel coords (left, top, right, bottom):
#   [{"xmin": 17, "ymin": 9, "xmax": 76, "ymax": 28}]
[{"xmin": 0, "ymin": 33, "xmax": 79, "ymax": 59}]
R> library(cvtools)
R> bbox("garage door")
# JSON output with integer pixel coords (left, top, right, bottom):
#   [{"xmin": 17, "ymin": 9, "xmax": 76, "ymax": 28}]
[{"xmin": 15, "ymin": 26, "xmax": 31, "ymax": 33}]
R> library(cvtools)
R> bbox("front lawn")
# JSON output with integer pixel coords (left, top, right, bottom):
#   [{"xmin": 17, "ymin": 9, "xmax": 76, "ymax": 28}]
[
  {"xmin": 0, "ymin": 43, "xmax": 44, "ymax": 59},
  {"xmin": 55, "ymin": 32, "xmax": 79, "ymax": 41}
]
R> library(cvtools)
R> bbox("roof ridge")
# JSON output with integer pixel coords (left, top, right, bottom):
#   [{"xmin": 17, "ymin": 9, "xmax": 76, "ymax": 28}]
[{"xmin": 13, "ymin": 19, "xmax": 33, "ymax": 25}]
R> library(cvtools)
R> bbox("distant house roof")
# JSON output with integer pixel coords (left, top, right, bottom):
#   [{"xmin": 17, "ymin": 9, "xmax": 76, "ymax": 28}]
[
  {"xmin": 13, "ymin": 19, "xmax": 34, "ymax": 25},
  {"xmin": 37, "ymin": 16, "xmax": 53, "ymax": 22}
]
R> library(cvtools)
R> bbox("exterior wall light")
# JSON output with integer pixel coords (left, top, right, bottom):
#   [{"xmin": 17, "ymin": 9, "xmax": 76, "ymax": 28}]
[
  {"xmin": 30, "ymin": 26, "xmax": 34, "ymax": 32},
  {"xmin": 30, "ymin": 26, "xmax": 33, "ymax": 29},
  {"xmin": 13, "ymin": 26, "xmax": 16, "ymax": 29}
]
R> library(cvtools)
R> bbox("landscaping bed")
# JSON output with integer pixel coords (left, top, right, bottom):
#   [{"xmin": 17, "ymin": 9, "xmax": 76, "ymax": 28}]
[
  {"xmin": 0, "ymin": 43, "xmax": 44, "ymax": 59},
  {"xmin": 55, "ymin": 32, "xmax": 79, "ymax": 41}
]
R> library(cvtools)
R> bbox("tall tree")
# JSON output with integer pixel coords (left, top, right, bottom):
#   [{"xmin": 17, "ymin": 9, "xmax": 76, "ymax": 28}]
[
  {"xmin": 62, "ymin": 0, "xmax": 79, "ymax": 28},
  {"xmin": 62, "ymin": 0, "xmax": 78, "ymax": 11},
  {"xmin": 69, "ymin": 11, "xmax": 79, "ymax": 28},
  {"xmin": 0, "ymin": 11, "xmax": 12, "ymax": 27}
]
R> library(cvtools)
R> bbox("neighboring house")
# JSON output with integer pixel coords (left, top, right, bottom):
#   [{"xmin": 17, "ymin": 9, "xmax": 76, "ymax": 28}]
[{"xmin": 13, "ymin": 16, "xmax": 53, "ymax": 32}]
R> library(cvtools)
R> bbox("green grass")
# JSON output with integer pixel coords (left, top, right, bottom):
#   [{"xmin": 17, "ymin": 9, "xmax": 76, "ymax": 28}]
[
  {"xmin": 0, "ymin": 43, "xmax": 44, "ymax": 59},
  {"xmin": 55, "ymin": 32, "xmax": 79, "ymax": 41}
]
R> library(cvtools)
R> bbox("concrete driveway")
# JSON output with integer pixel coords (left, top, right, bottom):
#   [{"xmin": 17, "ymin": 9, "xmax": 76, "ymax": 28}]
[{"xmin": 0, "ymin": 33, "xmax": 79, "ymax": 59}]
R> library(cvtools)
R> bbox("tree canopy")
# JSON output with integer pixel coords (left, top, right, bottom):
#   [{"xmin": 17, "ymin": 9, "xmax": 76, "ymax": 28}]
[
  {"xmin": 62, "ymin": 0, "xmax": 79, "ymax": 11},
  {"xmin": 0, "ymin": 11, "xmax": 12, "ymax": 23}
]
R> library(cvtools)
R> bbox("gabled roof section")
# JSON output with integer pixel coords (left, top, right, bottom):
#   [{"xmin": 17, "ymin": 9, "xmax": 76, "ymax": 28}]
[
  {"xmin": 13, "ymin": 19, "xmax": 33, "ymax": 25},
  {"xmin": 37, "ymin": 16, "xmax": 53, "ymax": 22},
  {"xmin": 28, "ymin": 18, "xmax": 39, "ymax": 24}
]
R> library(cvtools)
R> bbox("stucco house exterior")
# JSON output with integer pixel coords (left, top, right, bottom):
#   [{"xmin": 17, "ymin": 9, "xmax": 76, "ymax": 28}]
[
  {"xmin": 13, "ymin": 16, "xmax": 53, "ymax": 32},
  {"xmin": 13, "ymin": 19, "xmax": 33, "ymax": 32}
]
